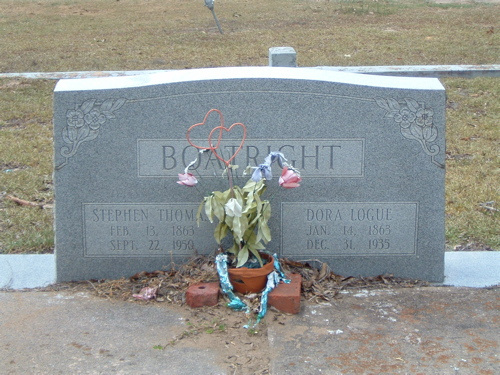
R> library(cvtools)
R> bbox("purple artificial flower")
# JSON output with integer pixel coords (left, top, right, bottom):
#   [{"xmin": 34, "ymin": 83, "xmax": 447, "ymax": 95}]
[
  {"xmin": 264, "ymin": 152, "xmax": 287, "ymax": 168},
  {"xmin": 251, "ymin": 164, "xmax": 272, "ymax": 182}
]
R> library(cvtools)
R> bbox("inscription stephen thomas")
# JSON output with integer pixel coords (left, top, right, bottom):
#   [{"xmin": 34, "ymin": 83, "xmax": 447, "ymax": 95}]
[{"xmin": 83, "ymin": 203, "xmax": 213, "ymax": 257}]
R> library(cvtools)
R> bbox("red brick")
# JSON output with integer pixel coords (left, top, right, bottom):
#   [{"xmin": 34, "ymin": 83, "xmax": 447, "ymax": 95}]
[
  {"xmin": 185, "ymin": 282, "xmax": 220, "ymax": 308},
  {"xmin": 268, "ymin": 274, "xmax": 301, "ymax": 314}
]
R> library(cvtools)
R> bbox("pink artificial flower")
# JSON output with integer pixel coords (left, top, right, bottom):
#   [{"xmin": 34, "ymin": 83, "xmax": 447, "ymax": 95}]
[
  {"xmin": 177, "ymin": 173, "xmax": 198, "ymax": 187},
  {"xmin": 279, "ymin": 167, "xmax": 301, "ymax": 189},
  {"xmin": 132, "ymin": 287, "xmax": 158, "ymax": 301}
]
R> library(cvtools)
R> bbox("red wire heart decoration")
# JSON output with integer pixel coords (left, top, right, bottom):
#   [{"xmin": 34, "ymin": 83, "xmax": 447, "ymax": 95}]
[
  {"xmin": 207, "ymin": 122, "xmax": 247, "ymax": 167},
  {"xmin": 186, "ymin": 109, "xmax": 224, "ymax": 151}
]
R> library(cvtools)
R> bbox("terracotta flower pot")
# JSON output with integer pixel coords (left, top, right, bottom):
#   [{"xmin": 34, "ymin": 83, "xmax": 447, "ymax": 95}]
[{"xmin": 227, "ymin": 253, "xmax": 275, "ymax": 294}]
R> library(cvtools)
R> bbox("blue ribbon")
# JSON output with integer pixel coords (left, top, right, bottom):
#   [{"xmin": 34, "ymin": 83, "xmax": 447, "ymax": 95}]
[{"xmin": 215, "ymin": 253, "xmax": 290, "ymax": 328}]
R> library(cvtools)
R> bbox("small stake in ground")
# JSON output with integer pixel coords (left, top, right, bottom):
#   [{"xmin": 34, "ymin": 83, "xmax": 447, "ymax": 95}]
[{"xmin": 204, "ymin": 0, "xmax": 223, "ymax": 34}]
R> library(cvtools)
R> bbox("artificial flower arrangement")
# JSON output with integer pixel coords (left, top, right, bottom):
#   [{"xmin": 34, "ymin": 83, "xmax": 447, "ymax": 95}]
[{"xmin": 177, "ymin": 109, "xmax": 301, "ymax": 290}]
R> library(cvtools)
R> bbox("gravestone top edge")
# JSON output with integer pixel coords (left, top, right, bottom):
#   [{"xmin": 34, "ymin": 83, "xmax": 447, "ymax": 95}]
[{"xmin": 54, "ymin": 66, "xmax": 445, "ymax": 93}]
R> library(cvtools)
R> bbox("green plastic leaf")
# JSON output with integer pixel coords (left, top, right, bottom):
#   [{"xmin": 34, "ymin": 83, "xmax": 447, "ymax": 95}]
[
  {"xmin": 242, "ymin": 166, "xmax": 253, "ymax": 176},
  {"xmin": 213, "ymin": 191, "xmax": 225, "ymax": 200},
  {"xmin": 249, "ymin": 240, "xmax": 265, "ymax": 251},
  {"xmin": 204, "ymin": 196, "xmax": 214, "ymax": 223},
  {"xmin": 247, "ymin": 209, "xmax": 260, "ymax": 227},
  {"xmin": 233, "ymin": 188, "xmax": 244, "ymax": 205},
  {"xmin": 243, "ymin": 192, "xmax": 255, "ymax": 212},
  {"xmin": 262, "ymin": 201, "xmax": 271, "ymax": 221},
  {"xmin": 227, "ymin": 243, "xmax": 238, "ymax": 254},
  {"xmin": 255, "ymin": 224, "xmax": 263, "ymax": 243},
  {"xmin": 214, "ymin": 222, "xmax": 228, "ymax": 244},
  {"xmin": 212, "ymin": 194, "xmax": 225, "ymax": 221},
  {"xmin": 236, "ymin": 246, "xmax": 249, "ymax": 267},
  {"xmin": 243, "ymin": 199, "xmax": 256, "ymax": 215},
  {"xmin": 242, "ymin": 179, "xmax": 258, "ymax": 192},
  {"xmin": 259, "ymin": 220, "xmax": 272, "ymax": 243},
  {"xmin": 240, "ymin": 214, "xmax": 249, "ymax": 234},
  {"xmin": 254, "ymin": 180, "xmax": 267, "ymax": 195},
  {"xmin": 247, "ymin": 246, "xmax": 263, "ymax": 267},
  {"xmin": 211, "ymin": 195, "xmax": 223, "ymax": 220},
  {"xmin": 232, "ymin": 217, "xmax": 243, "ymax": 242},
  {"xmin": 225, "ymin": 214, "xmax": 234, "ymax": 226},
  {"xmin": 196, "ymin": 200, "xmax": 205, "ymax": 226},
  {"xmin": 254, "ymin": 193, "xmax": 263, "ymax": 215}
]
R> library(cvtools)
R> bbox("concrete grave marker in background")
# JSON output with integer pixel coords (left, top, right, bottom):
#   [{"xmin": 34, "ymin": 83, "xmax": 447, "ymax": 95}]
[{"xmin": 53, "ymin": 67, "xmax": 445, "ymax": 282}]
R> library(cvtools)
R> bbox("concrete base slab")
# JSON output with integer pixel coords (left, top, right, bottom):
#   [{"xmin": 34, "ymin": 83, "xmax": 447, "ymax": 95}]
[
  {"xmin": 0, "ymin": 291, "xmax": 225, "ymax": 374},
  {"xmin": 443, "ymin": 251, "xmax": 499, "ymax": 288},
  {"xmin": 1, "ymin": 251, "xmax": 499, "ymax": 290},
  {"xmin": 268, "ymin": 287, "xmax": 499, "ymax": 374},
  {"xmin": 0, "ymin": 254, "xmax": 55, "ymax": 289},
  {"xmin": 1, "ymin": 287, "xmax": 498, "ymax": 374}
]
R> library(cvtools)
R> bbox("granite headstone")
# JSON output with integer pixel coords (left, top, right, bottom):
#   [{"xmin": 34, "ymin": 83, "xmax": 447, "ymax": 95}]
[{"xmin": 53, "ymin": 67, "xmax": 445, "ymax": 282}]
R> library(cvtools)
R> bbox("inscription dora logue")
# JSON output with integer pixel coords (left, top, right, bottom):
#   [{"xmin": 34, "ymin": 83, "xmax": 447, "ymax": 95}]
[
  {"xmin": 53, "ymin": 67, "xmax": 446, "ymax": 282},
  {"xmin": 283, "ymin": 203, "xmax": 418, "ymax": 256}
]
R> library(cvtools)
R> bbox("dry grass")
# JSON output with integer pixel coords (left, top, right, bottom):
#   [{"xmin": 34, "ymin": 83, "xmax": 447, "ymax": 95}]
[
  {"xmin": 444, "ymin": 77, "xmax": 499, "ymax": 249},
  {"xmin": 0, "ymin": 0, "xmax": 498, "ymax": 252},
  {"xmin": 0, "ymin": 79, "xmax": 55, "ymax": 253},
  {"xmin": 0, "ymin": 0, "xmax": 498, "ymax": 72}
]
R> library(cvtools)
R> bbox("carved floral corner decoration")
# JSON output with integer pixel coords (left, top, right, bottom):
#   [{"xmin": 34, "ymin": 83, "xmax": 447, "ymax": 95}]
[
  {"xmin": 375, "ymin": 97, "xmax": 444, "ymax": 169},
  {"xmin": 56, "ymin": 98, "xmax": 126, "ymax": 170}
]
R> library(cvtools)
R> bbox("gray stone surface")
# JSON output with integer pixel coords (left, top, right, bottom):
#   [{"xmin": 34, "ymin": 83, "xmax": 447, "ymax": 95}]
[{"xmin": 53, "ymin": 67, "xmax": 445, "ymax": 282}]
